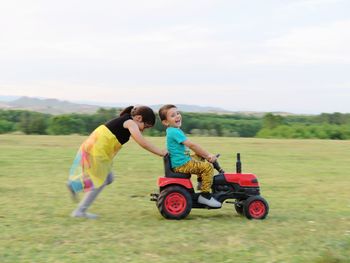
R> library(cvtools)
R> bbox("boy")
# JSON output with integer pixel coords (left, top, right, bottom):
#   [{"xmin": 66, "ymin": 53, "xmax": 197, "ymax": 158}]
[{"xmin": 158, "ymin": 104, "xmax": 221, "ymax": 208}]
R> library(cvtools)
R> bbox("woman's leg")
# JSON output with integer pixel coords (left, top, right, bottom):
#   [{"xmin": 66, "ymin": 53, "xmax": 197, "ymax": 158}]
[{"xmin": 71, "ymin": 173, "xmax": 114, "ymax": 219}]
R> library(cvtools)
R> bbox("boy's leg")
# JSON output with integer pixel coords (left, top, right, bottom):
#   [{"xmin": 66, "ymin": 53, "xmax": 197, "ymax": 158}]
[
  {"xmin": 71, "ymin": 173, "xmax": 114, "ymax": 219},
  {"xmin": 190, "ymin": 154, "xmax": 206, "ymax": 162},
  {"xmin": 174, "ymin": 160, "xmax": 221, "ymax": 207},
  {"xmin": 196, "ymin": 178, "xmax": 202, "ymax": 191},
  {"xmin": 190, "ymin": 154, "xmax": 204, "ymax": 190},
  {"xmin": 174, "ymin": 160, "xmax": 213, "ymax": 191}
]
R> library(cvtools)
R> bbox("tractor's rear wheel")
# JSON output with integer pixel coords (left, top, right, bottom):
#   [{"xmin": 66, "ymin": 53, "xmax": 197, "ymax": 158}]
[
  {"xmin": 157, "ymin": 186, "xmax": 192, "ymax": 220},
  {"xmin": 243, "ymin": 196, "xmax": 269, "ymax": 220}
]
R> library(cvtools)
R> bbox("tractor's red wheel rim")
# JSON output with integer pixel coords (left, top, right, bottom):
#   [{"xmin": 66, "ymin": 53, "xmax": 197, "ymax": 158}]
[
  {"xmin": 249, "ymin": 200, "xmax": 266, "ymax": 218},
  {"xmin": 164, "ymin": 193, "xmax": 187, "ymax": 215}
]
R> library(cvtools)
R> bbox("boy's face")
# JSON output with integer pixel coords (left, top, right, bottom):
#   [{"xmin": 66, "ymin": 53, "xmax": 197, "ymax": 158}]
[{"xmin": 162, "ymin": 107, "xmax": 182, "ymax": 128}]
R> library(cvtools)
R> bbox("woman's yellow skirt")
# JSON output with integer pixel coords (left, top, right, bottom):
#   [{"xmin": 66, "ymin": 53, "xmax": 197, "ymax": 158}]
[{"xmin": 68, "ymin": 125, "xmax": 122, "ymax": 192}]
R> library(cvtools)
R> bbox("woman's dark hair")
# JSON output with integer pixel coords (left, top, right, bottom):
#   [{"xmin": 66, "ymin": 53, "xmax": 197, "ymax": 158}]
[
  {"xmin": 158, "ymin": 104, "xmax": 177, "ymax": 121},
  {"xmin": 120, "ymin": 106, "xmax": 156, "ymax": 126}
]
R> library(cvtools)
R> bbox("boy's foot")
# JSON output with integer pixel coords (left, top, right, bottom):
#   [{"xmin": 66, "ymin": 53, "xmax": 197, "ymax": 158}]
[
  {"xmin": 71, "ymin": 210, "xmax": 98, "ymax": 219},
  {"xmin": 66, "ymin": 182, "xmax": 79, "ymax": 203},
  {"xmin": 198, "ymin": 193, "xmax": 221, "ymax": 208}
]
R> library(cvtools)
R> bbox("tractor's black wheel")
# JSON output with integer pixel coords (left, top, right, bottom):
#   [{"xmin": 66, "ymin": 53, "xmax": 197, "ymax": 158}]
[
  {"xmin": 243, "ymin": 196, "xmax": 269, "ymax": 220},
  {"xmin": 234, "ymin": 201, "xmax": 244, "ymax": 215},
  {"xmin": 157, "ymin": 186, "xmax": 192, "ymax": 220}
]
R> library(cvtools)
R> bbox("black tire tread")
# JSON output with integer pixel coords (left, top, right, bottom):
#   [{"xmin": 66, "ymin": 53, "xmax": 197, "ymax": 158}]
[
  {"xmin": 243, "ymin": 196, "xmax": 269, "ymax": 220},
  {"xmin": 157, "ymin": 186, "xmax": 192, "ymax": 220}
]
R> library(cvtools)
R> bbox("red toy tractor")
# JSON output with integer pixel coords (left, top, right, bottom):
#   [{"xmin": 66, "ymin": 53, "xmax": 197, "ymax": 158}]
[{"xmin": 151, "ymin": 153, "xmax": 269, "ymax": 220}]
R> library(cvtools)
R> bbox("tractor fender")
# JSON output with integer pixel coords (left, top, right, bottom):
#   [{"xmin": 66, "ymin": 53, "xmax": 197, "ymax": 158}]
[
  {"xmin": 224, "ymin": 173, "xmax": 259, "ymax": 187},
  {"xmin": 158, "ymin": 177, "xmax": 193, "ymax": 189}
]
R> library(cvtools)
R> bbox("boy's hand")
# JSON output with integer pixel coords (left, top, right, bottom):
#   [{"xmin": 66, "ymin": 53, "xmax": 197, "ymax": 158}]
[{"xmin": 206, "ymin": 154, "xmax": 217, "ymax": 163}]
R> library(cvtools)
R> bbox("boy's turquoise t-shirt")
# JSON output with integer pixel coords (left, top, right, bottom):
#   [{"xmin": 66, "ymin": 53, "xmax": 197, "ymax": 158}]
[{"xmin": 166, "ymin": 127, "xmax": 191, "ymax": 168}]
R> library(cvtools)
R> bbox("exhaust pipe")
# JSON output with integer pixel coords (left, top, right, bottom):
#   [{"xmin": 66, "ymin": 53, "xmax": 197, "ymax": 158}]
[{"xmin": 236, "ymin": 153, "xmax": 242, "ymax": 173}]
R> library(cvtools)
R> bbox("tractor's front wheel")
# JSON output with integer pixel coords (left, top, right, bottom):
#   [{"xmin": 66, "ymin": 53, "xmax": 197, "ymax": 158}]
[
  {"xmin": 157, "ymin": 186, "xmax": 192, "ymax": 220},
  {"xmin": 243, "ymin": 196, "xmax": 269, "ymax": 220}
]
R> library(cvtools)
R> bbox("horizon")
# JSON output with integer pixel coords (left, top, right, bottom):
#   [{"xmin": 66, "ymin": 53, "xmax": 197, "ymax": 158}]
[
  {"xmin": 1, "ymin": 1, "xmax": 350, "ymax": 114},
  {"xmin": 0, "ymin": 94, "xmax": 348, "ymax": 115}
]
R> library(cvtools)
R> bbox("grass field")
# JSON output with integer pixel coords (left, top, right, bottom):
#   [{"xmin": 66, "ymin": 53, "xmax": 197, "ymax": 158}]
[{"xmin": 0, "ymin": 134, "xmax": 349, "ymax": 263}]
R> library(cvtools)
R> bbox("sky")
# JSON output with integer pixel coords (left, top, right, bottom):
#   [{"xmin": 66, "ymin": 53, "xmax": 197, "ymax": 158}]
[{"xmin": 0, "ymin": 0, "xmax": 349, "ymax": 114}]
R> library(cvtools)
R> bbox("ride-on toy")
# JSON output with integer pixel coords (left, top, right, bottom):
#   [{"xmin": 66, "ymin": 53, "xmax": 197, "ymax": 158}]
[{"xmin": 150, "ymin": 153, "xmax": 269, "ymax": 220}]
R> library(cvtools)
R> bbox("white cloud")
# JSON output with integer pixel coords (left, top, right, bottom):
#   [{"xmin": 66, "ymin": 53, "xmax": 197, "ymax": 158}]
[
  {"xmin": 1, "ymin": 0, "xmax": 349, "ymax": 113},
  {"xmin": 251, "ymin": 20, "xmax": 350, "ymax": 65},
  {"xmin": 283, "ymin": 0, "xmax": 343, "ymax": 10}
]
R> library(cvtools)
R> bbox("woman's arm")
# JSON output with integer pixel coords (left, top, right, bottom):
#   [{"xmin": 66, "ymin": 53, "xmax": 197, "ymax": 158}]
[
  {"xmin": 183, "ymin": 139, "xmax": 217, "ymax": 162},
  {"xmin": 124, "ymin": 120, "xmax": 166, "ymax": 157}
]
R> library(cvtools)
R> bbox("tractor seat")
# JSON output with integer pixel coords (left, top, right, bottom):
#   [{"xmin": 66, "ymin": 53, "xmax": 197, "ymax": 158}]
[{"xmin": 163, "ymin": 154, "xmax": 191, "ymax": 179}]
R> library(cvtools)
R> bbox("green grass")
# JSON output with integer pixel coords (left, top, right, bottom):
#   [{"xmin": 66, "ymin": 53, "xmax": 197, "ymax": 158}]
[{"xmin": 0, "ymin": 135, "xmax": 349, "ymax": 263}]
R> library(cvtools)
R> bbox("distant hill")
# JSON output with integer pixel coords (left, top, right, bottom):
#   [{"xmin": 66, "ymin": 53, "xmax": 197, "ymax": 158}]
[
  {"xmin": 0, "ymin": 96, "xmax": 101, "ymax": 115},
  {"xmin": 150, "ymin": 104, "xmax": 232, "ymax": 114},
  {"xmin": 0, "ymin": 96, "xmax": 295, "ymax": 116},
  {"xmin": 0, "ymin": 95, "xmax": 21, "ymax": 102}
]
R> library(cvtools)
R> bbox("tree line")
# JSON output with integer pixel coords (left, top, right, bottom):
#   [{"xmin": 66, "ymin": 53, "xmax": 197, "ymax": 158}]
[{"xmin": 0, "ymin": 109, "xmax": 349, "ymax": 140}]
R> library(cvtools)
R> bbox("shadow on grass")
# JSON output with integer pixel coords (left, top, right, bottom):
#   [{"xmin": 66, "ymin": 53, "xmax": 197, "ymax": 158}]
[
  {"xmin": 154, "ymin": 213, "xmax": 247, "ymax": 221},
  {"xmin": 187, "ymin": 214, "xmax": 275, "ymax": 222}
]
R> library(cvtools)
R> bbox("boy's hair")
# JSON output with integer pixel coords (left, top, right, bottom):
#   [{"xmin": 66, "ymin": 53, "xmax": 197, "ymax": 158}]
[
  {"xmin": 120, "ymin": 106, "xmax": 156, "ymax": 126},
  {"xmin": 158, "ymin": 104, "xmax": 177, "ymax": 121}
]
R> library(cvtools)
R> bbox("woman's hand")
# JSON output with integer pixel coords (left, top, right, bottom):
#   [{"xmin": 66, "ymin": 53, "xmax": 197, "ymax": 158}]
[{"xmin": 160, "ymin": 149, "xmax": 168, "ymax": 157}]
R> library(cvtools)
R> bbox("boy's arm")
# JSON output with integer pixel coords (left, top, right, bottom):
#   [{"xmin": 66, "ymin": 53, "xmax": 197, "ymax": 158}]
[{"xmin": 182, "ymin": 139, "xmax": 217, "ymax": 163}]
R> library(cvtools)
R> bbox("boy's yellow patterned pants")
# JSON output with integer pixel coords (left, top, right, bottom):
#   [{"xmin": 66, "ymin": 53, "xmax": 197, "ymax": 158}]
[{"xmin": 173, "ymin": 156, "xmax": 214, "ymax": 193}]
